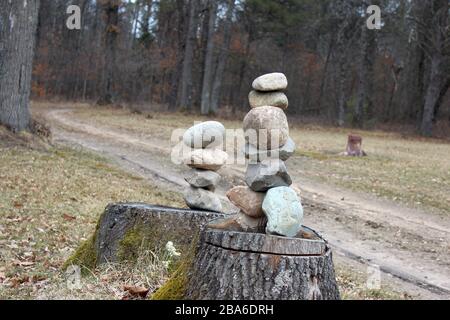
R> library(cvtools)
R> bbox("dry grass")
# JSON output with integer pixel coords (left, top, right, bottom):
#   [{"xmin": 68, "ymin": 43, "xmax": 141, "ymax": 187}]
[
  {"xmin": 335, "ymin": 264, "xmax": 409, "ymax": 300},
  {"xmin": 0, "ymin": 132, "xmax": 184, "ymax": 299},
  {"xmin": 0, "ymin": 123, "xmax": 405, "ymax": 300},
  {"xmin": 290, "ymin": 127, "xmax": 450, "ymax": 214},
  {"xmin": 41, "ymin": 102, "xmax": 450, "ymax": 215}
]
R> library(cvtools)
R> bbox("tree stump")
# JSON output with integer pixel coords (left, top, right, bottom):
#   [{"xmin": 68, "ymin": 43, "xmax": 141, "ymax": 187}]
[
  {"xmin": 65, "ymin": 203, "xmax": 226, "ymax": 269},
  {"xmin": 184, "ymin": 228, "xmax": 341, "ymax": 300},
  {"xmin": 344, "ymin": 134, "xmax": 367, "ymax": 157}
]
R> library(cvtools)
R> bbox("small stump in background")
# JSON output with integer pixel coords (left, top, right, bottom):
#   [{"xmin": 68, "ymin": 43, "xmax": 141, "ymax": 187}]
[{"xmin": 343, "ymin": 134, "xmax": 367, "ymax": 157}]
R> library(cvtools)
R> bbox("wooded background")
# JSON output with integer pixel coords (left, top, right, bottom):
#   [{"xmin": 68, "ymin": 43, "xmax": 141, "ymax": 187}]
[{"xmin": 26, "ymin": 0, "xmax": 450, "ymax": 136}]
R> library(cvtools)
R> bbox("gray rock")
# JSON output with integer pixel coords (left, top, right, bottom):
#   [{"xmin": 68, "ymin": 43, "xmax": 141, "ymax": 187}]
[
  {"xmin": 243, "ymin": 106, "xmax": 289, "ymax": 150},
  {"xmin": 183, "ymin": 121, "xmax": 226, "ymax": 149},
  {"xmin": 183, "ymin": 149, "xmax": 228, "ymax": 171},
  {"xmin": 244, "ymin": 137, "xmax": 296, "ymax": 163},
  {"xmin": 185, "ymin": 169, "xmax": 221, "ymax": 190},
  {"xmin": 245, "ymin": 159, "xmax": 292, "ymax": 192},
  {"xmin": 184, "ymin": 187, "xmax": 223, "ymax": 213},
  {"xmin": 252, "ymin": 73, "xmax": 288, "ymax": 92},
  {"xmin": 262, "ymin": 186, "xmax": 303, "ymax": 237},
  {"xmin": 249, "ymin": 90, "xmax": 288, "ymax": 109}
]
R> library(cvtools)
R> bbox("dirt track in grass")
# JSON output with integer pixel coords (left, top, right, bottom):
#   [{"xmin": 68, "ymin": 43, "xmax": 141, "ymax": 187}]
[{"xmin": 35, "ymin": 102, "xmax": 450, "ymax": 299}]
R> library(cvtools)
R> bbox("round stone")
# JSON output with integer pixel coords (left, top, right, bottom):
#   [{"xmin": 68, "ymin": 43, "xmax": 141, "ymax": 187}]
[
  {"xmin": 249, "ymin": 90, "xmax": 288, "ymax": 109},
  {"xmin": 262, "ymin": 186, "xmax": 304, "ymax": 237},
  {"xmin": 243, "ymin": 106, "xmax": 289, "ymax": 150},
  {"xmin": 184, "ymin": 187, "xmax": 222, "ymax": 213},
  {"xmin": 183, "ymin": 121, "xmax": 226, "ymax": 149},
  {"xmin": 252, "ymin": 73, "xmax": 288, "ymax": 92},
  {"xmin": 185, "ymin": 169, "xmax": 221, "ymax": 190},
  {"xmin": 226, "ymin": 186, "xmax": 266, "ymax": 218},
  {"xmin": 244, "ymin": 137, "xmax": 296, "ymax": 163},
  {"xmin": 183, "ymin": 149, "xmax": 228, "ymax": 171},
  {"xmin": 245, "ymin": 159, "xmax": 292, "ymax": 192}
]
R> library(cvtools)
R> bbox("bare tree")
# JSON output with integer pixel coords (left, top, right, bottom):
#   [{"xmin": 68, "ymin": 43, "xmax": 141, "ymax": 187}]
[
  {"xmin": 0, "ymin": 0, "xmax": 40, "ymax": 132},
  {"xmin": 420, "ymin": 0, "xmax": 449, "ymax": 136},
  {"xmin": 98, "ymin": 0, "xmax": 121, "ymax": 105},
  {"xmin": 178, "ymin": 0, "xmax": 199, "ymax": 110},
  {"xmin": 200, "ymin": 0, "xmax": 218, "ymax": 115},
  {"xmin": 354, "ymin": 16, "xmax": 377, "ymax": 128},
  {"xmin": 210, "ymin": 0, "xmax": 236, "ymax": 114}
]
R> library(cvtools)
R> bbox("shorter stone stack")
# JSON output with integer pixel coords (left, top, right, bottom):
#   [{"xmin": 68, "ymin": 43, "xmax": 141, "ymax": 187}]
[
  {"xmin": 182, "ymin": 121, "xmax": 228, "ymax": 213},
  {"xmin": 221, "ymin": 73, "xmax": 304, "ymax": 238}
]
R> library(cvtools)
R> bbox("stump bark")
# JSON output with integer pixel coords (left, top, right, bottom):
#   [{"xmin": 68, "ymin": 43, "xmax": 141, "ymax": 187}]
[
  {"xmin": 185, "ymin": 228, "xmax": 341, "ymax": 300},
  {"xmin": 344, "ymin": 134, "xmax": 367, "ymax": 157}
]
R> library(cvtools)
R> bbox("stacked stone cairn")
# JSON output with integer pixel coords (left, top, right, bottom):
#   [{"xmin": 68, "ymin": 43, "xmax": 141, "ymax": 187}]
[
  {"xmin": 212, "ymin": 73, "xmax": 304, "ymax": 238},
  {"xmin": 182, "ymin": 121, "xmax": 228, "ymax": 213}
]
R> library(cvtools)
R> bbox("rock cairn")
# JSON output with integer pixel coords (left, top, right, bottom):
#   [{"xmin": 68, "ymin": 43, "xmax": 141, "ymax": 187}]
[
  {"xmin": 213, "ymin": 73, "xmax": 304, "ymax": 238},
  {"xmin": 182, "ymin": 121, "xmax": 228, "ymax": 213}
]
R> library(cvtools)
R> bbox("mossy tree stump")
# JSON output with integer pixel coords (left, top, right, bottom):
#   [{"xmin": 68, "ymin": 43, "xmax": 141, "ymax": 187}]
[
  {"xmin": 65, "ymin": 204, "xmax": 226, "ymax": 269},
  {"xmin": 184, "ymin": 228, "xmax": 340, "ymax": 300}
]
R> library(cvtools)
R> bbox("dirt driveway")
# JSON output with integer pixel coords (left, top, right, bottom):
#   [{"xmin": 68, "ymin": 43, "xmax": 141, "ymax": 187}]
[{"xmin": 37, "ymin": 104, "xmax": 450, "ymax": 299}]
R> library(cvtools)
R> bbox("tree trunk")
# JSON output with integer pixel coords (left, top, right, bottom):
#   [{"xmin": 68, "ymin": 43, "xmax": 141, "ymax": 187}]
[
  {"xmin": 210, "ymin": 0, "xmax": 235, "ymax": 114},
  {"xmin": 433, "ymin": 77, "xmax": 450, "ymax": 122},
  {"xmin": 354, "ymin": 22, "xmax": 376, "ymax": 128},
  {"xmin": 0, "ymin": 0, "xmax": 40, "ymax": 132},
  {"xmin": 178, "ymin": 0, "xmax": 199, "ymax": 110},
  {"xmin": 420, "ymin": 0, "xmax": 448, "ymax": 137},
  {"xmin": 184, "ymin": 229, "xmax": 341, "ymax": 300},
  {"xmin": 200, "ymin": 0, "xmax": 218, "ymax": 115},
  {"xmin": 98, "ymin": 0, "xmax": 120, "ymax": 106}
]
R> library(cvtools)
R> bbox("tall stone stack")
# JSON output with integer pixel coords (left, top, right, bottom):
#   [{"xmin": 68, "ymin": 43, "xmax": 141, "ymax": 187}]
[
  {"xmin": 215, "ymin": 73, "xmax": 304, "ymax": 238},
  {"xmin": 182, "ymin": 121, "xmax": 228, "ymax": 213}
]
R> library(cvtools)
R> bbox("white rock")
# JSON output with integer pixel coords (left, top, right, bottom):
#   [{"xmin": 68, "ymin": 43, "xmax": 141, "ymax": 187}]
[
  {"xmin": 252, "ymin": 73, "xmax": 288, "ymax": 92},
  {"xmin": 249, "ymin": 90, "xmax": 288, "ymax": 109},
  {"xmin": 183, "ymin": 149, "xmax": 228, "ymax": 171},
  {"xmin": 183, "ymin": 121, "xmax": 225, "ymax": 149}
]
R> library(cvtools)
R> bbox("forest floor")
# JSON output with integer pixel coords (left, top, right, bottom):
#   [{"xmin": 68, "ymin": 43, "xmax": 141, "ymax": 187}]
[{"xmin": 2, "ymin": 101, "xmax": 449, "ymax": 299}]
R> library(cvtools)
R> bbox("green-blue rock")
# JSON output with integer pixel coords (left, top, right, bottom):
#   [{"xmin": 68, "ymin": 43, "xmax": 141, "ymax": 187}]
[{"xmin": 262, "ymin": 186, "xmax": 303, "ymax": 237}]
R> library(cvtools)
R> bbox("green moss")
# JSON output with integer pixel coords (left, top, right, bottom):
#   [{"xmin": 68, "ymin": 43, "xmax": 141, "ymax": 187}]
[
  {"xmin": 62, "ymin": 212, "xmax": 103, "ymax": 273},
  {"xmin": 151, "ymin": 235, "xmax": 199, "ymax": 300},
  {"xmin": 63, "ymin": 234, "xmax": 97, "ymax": 273},
  {"xmin": 117, "ymin": 226, "xmax": 148, "ymax": 261}
]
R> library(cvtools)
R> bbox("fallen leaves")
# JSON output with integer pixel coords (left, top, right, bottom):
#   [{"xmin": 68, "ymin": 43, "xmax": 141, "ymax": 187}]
[
  {"xmin": 122, "ymin": 285, "xmax": 150, "ymax": 299},
  {"xmin": 13, "ymin": 260, "xmax": 35, "ymax": 267},
  {"xmin": 13, "ymin": 201, "xmax": 23, "ymax": 209},
  {"xmin": 62, "ymin": 213, "xmax": 76, "ymax": 221}
]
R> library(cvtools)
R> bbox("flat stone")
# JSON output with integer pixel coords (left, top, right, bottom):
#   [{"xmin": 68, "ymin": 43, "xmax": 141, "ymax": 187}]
[
  {"xmin": 183, "ymin": 149, "xmax": 228, "ymax": 171},
  {"xmin": 226, "ymin": 186, "xmax": 266, "ymax": 218},
  {"xmin": 184, "ymin": 187, "xmax": 222, "ymax": 213},
  {"xmin": 185, "ymin": 169, "xmax": 221, "ymax": 190},
  {"xmin": 252, "ymin": 73, "xmax": 288, "ymax": 92},
  {"xmin": 249, "ymin": 90, "xmax": 288, "ymax": 109},
  {"xmin": 262, "ymin": 186, "xmax": 304, "ymax": 237},
  {"xmin": 183, "ymin": 121, "xmax": 226, "ymax": 149},
  {"xmin": 245, "ymin": 159, "xmax": 292, "ymax": 192},
  {"xmin": 208, "ymin": 212, "xmax": 266, "ymax": 233},
  {"xmin": 243, "ymin": 106, "xmax": 289, "ymax": 150},
  {"xmin": 244, "ymin": 137, "xmax": 296, "ymax": 163}
]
